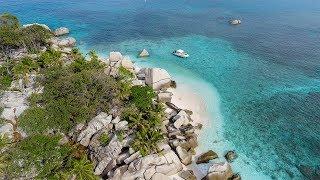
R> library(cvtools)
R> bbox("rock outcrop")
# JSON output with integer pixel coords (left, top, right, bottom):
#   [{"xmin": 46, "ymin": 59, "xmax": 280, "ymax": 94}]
[
  {"xmin": 104, "ymin": 52, "xmax": 123, "ymax": 77},
  {"xmin": 204, "ymin": 162, "xmax": 233, "ymax": 180},
  {"xmin": 0, "ymin": 91, "xmax": 29, "ymax": 122},
  {"xmin": 196, "ymin": 150, "xmax": 218, "ymax": 164},
  {"xmin": 176, "ymin": 146, "xmax": 192, "ymax": 165},
  {"xmin": 54, "ymin": 27, "xmax": 69, "ymax": 36},
  {"xmin": 144, "ymin": 68, "xmax": 171, "ymax": 90},
  {"xmin": 0, "ymin": 123, "xmax": 13, "ymax": 138},
  {"xmin": 113, "ymin": 149, "xmax": 183, "ymax": 180},
  {"xmin": 77, "ymin": 112, "xmax": 112, "ymax": 146},
  {"xmin": 93, "ymin": 135, "xmax": 123, "ymax": 176},
  {"xmin": 179, "ymin": 170, "xmax": 197, "ymax": 180},
  {"xmin": 122, "ymin": 56, "xmax": 134, "ymax": 72},
  {"xmin": 225, "ymin": 150, "xmax": 237, "ymax": 162},
  {"xmin": 157, "ymin": 91, "xmax": 173, "ymax": 102},
  {"xmin": 50, "ymin": 37, "xmax": 76, "ymax": 47},
  {"xmin": 139, "ymin": 49, "xmax": 149, "ymax": 57},
  {"xmin": 172, "ymin": 110, "xmax": 192, "ymax": 129}
]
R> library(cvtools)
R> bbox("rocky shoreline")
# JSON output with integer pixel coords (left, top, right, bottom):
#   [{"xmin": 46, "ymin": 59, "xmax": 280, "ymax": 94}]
[{"xmin": 0, "ymin": 25, "xmax": 240, "ymax": 180}]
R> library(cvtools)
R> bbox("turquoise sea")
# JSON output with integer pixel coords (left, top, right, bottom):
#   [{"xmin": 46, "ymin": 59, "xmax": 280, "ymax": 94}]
[{"xmin": 1, "ymin": 0, "xmax": 320, "ymax": 179}]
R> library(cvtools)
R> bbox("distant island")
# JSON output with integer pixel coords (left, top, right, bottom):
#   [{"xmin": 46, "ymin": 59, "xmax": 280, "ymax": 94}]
[{"xmin": 0, "ymin": 13, "xmax": 239, "ymax": 180}]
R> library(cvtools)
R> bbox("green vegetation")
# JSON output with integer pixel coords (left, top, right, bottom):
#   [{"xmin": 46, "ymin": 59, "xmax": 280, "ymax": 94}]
[
  {"xmin": 122, "ymin": 86, "xmax": 165, "ymax": 156},
  {"xmin": 12, "ymin": 57, "xmax": 39, "ymax": 76},
  {"xmin": 0, "ymin": 60, "xmax": 14, "ymax": 89},
  {"xmin": 19, "ymin": 107, "xmax": 47, "ymax": 134},
  {"xmin": 1, "ymin": 13, "xmax": 167, "ymax": 178},
  {"xmin": 119, "ymin": 66, "xmax": 134, "ymax": 79},
  {"xmin": 54, "ymin": 156, "xmax": 97, "ymax": 180},
  {"xmin": 130, "ymin": 86, "xmax": 156, "ymax": 111},
  {"xmin": 0, "ymin": 13, "xmax": 55, "ymax": 91},
  {"xmin": 5, "ymin": 134, "xmax": 72, "ymax": 178},
  {"xmin": 99, "ymin": 133, "xmax": 110, "ymax": 146},
  {"xmin": 116, "ymin": 130, "xmax": 125, "ymax": 142},
  {"xmin": 0, "ymin": 13, "xmax": 52, "ymax": 53},
  {"xmin": 2, "ymin": 134, "xmax": 97, "ymax": 179}
]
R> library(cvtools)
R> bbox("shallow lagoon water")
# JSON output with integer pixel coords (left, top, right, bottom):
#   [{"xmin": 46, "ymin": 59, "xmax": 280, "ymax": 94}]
[{"xmin": 1, "ymin": 0, "xmax": 320, "ymax": 179}]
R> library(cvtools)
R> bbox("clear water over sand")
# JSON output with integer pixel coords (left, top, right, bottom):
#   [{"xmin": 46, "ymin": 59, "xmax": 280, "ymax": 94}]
[{"xmin": 2, "ymin": 0, "xmax": 320, "ymax": 179}]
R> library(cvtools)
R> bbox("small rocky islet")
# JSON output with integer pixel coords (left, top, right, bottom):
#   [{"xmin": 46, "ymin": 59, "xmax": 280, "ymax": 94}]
[{"xmin": 0, "ymin": 14, "xmax": 239, "ymax": 180}]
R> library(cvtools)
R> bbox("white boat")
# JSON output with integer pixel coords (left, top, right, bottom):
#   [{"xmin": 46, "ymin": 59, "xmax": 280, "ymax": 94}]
[
  {"xmin": 230, "ymin": 19, "xmax": 241, "ymax": 25},
  {"xmin": 172, "ymin": 49, "xmax": 189, "ymax": 58}
]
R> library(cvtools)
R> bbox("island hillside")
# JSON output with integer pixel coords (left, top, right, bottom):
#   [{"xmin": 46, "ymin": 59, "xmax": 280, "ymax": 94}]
[{"xmin": 0, "ymin": 13, "xmax": 238, "ymax": 180}]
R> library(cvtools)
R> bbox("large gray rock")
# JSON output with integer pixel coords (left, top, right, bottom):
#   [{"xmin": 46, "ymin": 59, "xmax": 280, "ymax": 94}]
[
  {"xmin": 225, "ymin": 150, "xmax": 237, "ymax": 162},
  {"xmin": 54, "ymin": 27, "xmax": 69, "ymax": 36},
  {"xmin": 105, "ymin": 52, "xmax": 123, "ymax": 77},
  {"xmin": 132, "ymin": 79, "xmax": 145, "ymax": 86},
  {"xmin": 157, "ymin": 92, "xmax": 173, "ymax": 102},
  {"xmin": 179, "ymin": 170, "xmax": 197, "ymax": 180},
  {"xmin": 50, "ymin": 37, "xmax": 76, "ymax": 47},
  {"xmin": 124, "ymin": 151, "xmax": 141, "ymax": 164},
  {"xmin": 77, "ymin": 112, "xmax": 112, "ymax": 146},
  {"xmin": 109, "ymin": 52, "xmax": 123, "ymax": 62},
  {"xmin": 204, "ymin": 162, "xmax": 233, "ymax": 180},
  {"xmin": 115, "ymin": 121, "xmax": 128, "ymax": 131},
  {"xmin": 112, "ymin": 116, "xmax": 121, "ymax": 124},
  {"xmin": 144, "ymin": 68, "xmax": 171, "ymax": 90},
  {"xmin": 112, "ymin": 165, "xmax": 128, "ymax": 180},
  {"xmin": 0, "ymin": 91, "xmax": 29, "ymax": 122},
  {"xmin": 172, "ymin": 110, "xmax": 191, "ymax": 129},
  {"xmin": 93, "ymin": 135, "xmax": 123, "ymax": 175},
  {"xmin": 120, "ymin": 150, "xmax": 182, "ymax": 179},
  {"xmin": 121, "ymin": 56, "xmax": 134, "ymax": 72},
  {"xmin": 151, "ymin": 173, "xmax": 169, "ymax": 180},
  {"xmin": 0, "ymin": 123, "xmax": 13, "ymax": 138},
  {"xmin": 197, "ymin": 150, "xmax": 218, "ymax": 164},
  {"xmin": 139, "ymin": 49, "xmax": 149, "ymax": 57},
  {"xmin": 176, "ymin": 146, "xmax": 192, "ymax": 165}
]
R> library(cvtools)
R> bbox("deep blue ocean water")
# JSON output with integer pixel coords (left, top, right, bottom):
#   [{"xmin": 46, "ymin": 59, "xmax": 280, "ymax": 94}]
[{"xmin": 1, "ymin": 0, "xmax": 320, "ymax": 179}]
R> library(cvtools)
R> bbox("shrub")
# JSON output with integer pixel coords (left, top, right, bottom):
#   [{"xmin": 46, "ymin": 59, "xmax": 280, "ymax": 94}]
[
  {"xmin": 131, "ymin": 123, "xmax": 163, "ymax": 156},
  {"xmin": 0, "ymin": 13, "xmax": 52, "ymax": 53},
  {"xmin": 122, "ymin": 102, "xmax": 164, "ymax": 156},
  {"xmin": 0, "ymin": 61, "xmax": 14, "ymax": 90},
  {"xmin": 42, "ymin": 70, "xmax": 119, "ymax": 132},
  {"xmin": 0, "ymin": 13, "xmax": 21, "ymax": 49},
  {"xmin": 37, "ymin": 49, "xmax": 62, "ymax": 68},
  {"xmin": 119, "ymin": 66, "xmax": 134, "ymax": 80},
  {"xmin": 55, "ymin": 156, "xmax": 98, "ymax": 180},
  {"xmin": 20, "ymin": 25, "xmax": 52, "ymax": 53},
  {"xmin": 67, "ymin": 157, "xmax": 97, "ymax": 180},
  {"xmin": 99, "ymin": 133, "xmax": 110, "ymax": 146},
  {"xmin": 19, "ymin": 107, "xmax": 48, "ymax": 134},
  {"xmin": 116, "ymin": 130, "xmax": 125, "ymax": 142},
  {"xmin": 5, "ymin": 134, "xmax": 72, "ymax": 179},
  {"xmin": 0, "ymin": 134, "xmax": 9, "ymax": 149},
  {"xmin": 28, "ymin": 93, "xmax": 43, "ymax": 107},
  {"xmin": 130, "ymin": 86, "xmax": 155, "ymax": 111},
  {"xmin": 12, "ymin": 57, "xmax": 39, "ymax": 77},
  {"xmin": 70, "ymin": 50, "xmax": 104, "ymax": 73}
]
